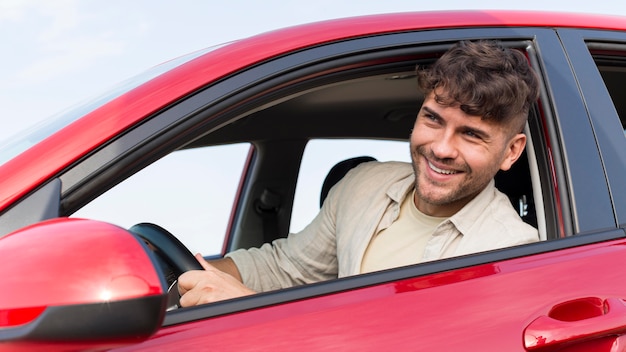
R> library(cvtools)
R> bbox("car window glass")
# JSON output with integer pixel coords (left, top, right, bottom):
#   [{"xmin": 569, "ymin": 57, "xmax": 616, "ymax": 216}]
[
  {"xmin": 290, "ymin": 139, "xmax": 411, "ymax": 232},
  {"xmin": 594, "ymin": 56, "xmax": 626, "ymax": 133},
  {"xmin": 587, "ymin": 44, "xmax": 626, "ymax": 225},
  {"xmin": 72, "ymin": 143, "xmax": 250, "ymax": 255}
]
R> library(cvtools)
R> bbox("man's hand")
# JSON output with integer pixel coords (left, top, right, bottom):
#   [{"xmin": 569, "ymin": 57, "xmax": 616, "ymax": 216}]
[{"xmin": 178, "ymin": 254, "xmax": 255, "ymax": 307}]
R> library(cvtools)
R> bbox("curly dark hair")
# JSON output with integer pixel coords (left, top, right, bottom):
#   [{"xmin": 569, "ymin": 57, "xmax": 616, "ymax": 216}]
[{"xmin": 416, "ymin": 40, "xmax": 540, "ymax": 133}]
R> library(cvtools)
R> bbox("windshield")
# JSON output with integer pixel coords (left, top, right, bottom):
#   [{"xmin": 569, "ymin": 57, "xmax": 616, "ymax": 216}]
[{"xmin": 0, "ymin": 44, "xmax": 224, "ymax": 166}]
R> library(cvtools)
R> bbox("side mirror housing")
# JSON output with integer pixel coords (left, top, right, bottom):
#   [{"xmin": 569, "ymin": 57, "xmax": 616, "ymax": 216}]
[{"xmin": 0, "ymin": 218, "xmax": 167, "ymax": 350}]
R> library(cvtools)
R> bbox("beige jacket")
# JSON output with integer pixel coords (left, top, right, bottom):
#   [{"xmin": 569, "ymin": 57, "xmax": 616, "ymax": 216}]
[{"xmin": 227, "ymin": 161, "xmax": 538, "ymax": 292}]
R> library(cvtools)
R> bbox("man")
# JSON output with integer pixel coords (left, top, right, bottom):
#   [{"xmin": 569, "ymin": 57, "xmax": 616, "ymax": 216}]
[{"xmin": 178, "ymin": 40, "xmax": 540, "ymax": 306}]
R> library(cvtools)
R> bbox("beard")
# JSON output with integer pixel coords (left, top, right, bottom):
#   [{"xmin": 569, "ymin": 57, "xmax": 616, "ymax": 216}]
[{"xmin": 411, "ymin": 145, "xmax": 495, "ymax": 209}]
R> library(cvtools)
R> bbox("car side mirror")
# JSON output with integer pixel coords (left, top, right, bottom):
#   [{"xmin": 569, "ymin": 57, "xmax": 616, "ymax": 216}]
[{"xmin": 0, "ymin": 218, "xmax": 167, "ymax": 350}]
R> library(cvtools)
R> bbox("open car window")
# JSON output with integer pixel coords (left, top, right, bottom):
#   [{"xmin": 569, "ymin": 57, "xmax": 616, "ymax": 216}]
[
  {"xmin": 72, "ymin": 143, "xmax": 251, "ymax": 256},
  {"xmin": 291, "ymin": 139, "xmax": 411, "ymax": 232}
]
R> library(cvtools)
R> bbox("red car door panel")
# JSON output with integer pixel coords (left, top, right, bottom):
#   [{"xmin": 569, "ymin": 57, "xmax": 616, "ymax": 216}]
[{"xmin": 120, "ymin": 233, "xmax": 626, "ymax": 351}]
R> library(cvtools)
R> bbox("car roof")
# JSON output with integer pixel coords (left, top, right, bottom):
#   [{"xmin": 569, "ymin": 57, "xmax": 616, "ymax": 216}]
[{"xmin": 1, "ymin": 9, "xmax": 625, "ymax": 211}]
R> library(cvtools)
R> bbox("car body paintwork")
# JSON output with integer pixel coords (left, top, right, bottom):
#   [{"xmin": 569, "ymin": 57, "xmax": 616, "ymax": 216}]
[{"xmin": 124, "ymin": 235, "xmax": 626, "ymax": 350}]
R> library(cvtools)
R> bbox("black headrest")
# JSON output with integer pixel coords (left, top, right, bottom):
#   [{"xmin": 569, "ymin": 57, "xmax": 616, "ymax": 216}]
[{"xmin": 320, "ymin": 156, "xmax": 377, "ymax": 207}]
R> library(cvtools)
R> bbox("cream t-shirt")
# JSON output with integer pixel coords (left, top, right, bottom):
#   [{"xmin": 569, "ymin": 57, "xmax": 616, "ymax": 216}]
[{"xmin": 360, "ymin": 190, "xmax": 447, "ymax": 273}]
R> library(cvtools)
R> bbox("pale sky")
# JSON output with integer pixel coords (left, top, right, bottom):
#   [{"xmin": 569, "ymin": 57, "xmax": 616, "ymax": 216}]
[{"xmin": 1, "ymin": 0, "xmax": 625, "ymax": 140}]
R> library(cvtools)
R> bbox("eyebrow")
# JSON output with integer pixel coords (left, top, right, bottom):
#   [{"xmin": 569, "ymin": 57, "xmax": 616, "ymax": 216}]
[{"xmin": 421, "ymin": 106, "xmax": 442, "ymax": 120}]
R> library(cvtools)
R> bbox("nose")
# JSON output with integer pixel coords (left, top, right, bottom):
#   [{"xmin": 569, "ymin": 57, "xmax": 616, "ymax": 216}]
[{"xmin": 430, "ymin": 130, "xmax": 459, "ymax": 160}]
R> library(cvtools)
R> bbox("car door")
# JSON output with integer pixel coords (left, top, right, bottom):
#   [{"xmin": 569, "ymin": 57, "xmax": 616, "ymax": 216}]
[{"xmin": 100, "ymin": 27, "xmax": 626, "ymax": 351}]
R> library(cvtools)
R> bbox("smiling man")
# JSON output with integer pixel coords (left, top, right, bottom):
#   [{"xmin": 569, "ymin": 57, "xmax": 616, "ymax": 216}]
[{"xmin": 178, "ymin": 40, "xmax": 540, "ymax": 305}]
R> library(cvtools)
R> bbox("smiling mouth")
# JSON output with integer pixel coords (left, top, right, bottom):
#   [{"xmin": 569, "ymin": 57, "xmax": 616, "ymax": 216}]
[{"xmin": 428, "ymin": 160, "xmax": 458, "ymax": 175}]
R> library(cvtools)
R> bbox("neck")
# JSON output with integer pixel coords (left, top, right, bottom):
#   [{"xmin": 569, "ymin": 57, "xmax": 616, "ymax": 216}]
[{"xmin": 412, "ymin": 189, "xmax": 477, "ymax": 217}]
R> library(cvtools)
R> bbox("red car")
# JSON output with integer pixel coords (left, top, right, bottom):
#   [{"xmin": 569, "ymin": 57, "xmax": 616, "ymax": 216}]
[{"xmin": 2, "ymin": 10, "xmax": 626, "ymax": 351}]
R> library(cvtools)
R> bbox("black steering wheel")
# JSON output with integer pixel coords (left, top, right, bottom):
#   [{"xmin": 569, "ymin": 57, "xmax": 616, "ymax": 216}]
[{"xmin": 129, "ymin": 222, "xmax": 203, "ymax": 309}]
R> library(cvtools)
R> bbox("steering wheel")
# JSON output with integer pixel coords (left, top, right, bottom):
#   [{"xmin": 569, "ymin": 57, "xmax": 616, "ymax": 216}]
[{"xmin": 129, "ymin": 222, "xmax": 203, "ymax": 310}]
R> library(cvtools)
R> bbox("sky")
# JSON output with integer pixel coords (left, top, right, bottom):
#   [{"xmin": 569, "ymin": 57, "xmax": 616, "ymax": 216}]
[{"xmin": 1, "ymin": 0, "xmax": 626, "ymax": 141}]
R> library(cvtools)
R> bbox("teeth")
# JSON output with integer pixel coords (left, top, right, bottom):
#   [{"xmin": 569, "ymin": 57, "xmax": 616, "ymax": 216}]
[{"xmin": 428, "ymin": 161, "xmax": 457, "ymax": 175}]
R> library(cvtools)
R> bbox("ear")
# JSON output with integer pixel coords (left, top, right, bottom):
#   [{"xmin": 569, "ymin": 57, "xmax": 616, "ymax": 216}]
[{"xmin": 499, "ymin": 133, "xmax": 526, "ymax": 171}]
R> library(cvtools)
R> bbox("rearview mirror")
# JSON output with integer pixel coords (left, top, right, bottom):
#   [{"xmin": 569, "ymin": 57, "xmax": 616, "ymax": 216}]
[{"xmin": 0, "ymin": 218, "xmax": 167, "ymax": 350}]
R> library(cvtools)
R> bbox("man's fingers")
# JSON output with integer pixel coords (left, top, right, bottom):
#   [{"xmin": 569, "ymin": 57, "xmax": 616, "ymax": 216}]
[
  {"xmin": 178, "ymin": 255, "xmax": 215, "ymax": 297},
  {"xmin": 177, "ymin": 270, "xmax": 197, "ymax": 295},
  {"xmin": 179, "ymin": 288, "xmax": 202, "ymax": 307},
  {"xmin": 194, "ymin": 253, "xmax": 215, "ymax": 271}
]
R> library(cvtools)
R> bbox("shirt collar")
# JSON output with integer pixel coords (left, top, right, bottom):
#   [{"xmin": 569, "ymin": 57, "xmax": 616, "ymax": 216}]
[
  {"xmin": 447, "ymin": 179, "xmax": 497, "ymax": 236},
  {"xmin": 387, "ymin": 173, "xmax": 497, "ymax": 237}
]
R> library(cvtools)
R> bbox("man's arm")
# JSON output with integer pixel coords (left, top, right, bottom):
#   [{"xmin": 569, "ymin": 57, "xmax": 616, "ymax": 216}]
[{"xmin": 208, "ymin": 256, "xmax": 243, "ymax": 282}]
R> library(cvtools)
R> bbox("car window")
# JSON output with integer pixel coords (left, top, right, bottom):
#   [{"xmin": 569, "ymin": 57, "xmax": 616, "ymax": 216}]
[
  {"xmin": 586, "ymin": 43, "xmax": 626, "ymax": 225},
  {"xmin": 290, "ymin": 139, "xmax": 411, "ymax": 232},
  {"xmin": 595, "ymin": 57, "xmax": 626, "ymax": 133},
  {"xmin": 72, "ymin": 143, "xmax": 250, "ymax": 256}
]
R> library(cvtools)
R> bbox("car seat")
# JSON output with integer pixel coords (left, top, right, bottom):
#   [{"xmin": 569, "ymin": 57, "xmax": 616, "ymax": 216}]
[{"xmin": 320, "ymin": 156, "xmax": 377, "ymax": 207}]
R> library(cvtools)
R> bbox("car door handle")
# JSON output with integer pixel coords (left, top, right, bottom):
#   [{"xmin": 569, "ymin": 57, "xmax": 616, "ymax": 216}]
[{"xmin": 524, "ymin": 297, "xmax": 626, "ymax": 350}]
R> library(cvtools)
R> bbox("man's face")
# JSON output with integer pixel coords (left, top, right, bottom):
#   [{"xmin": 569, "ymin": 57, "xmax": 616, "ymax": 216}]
[{"xmin": 410, "ymin": 90, "xmax": 526, "ymax": 217}]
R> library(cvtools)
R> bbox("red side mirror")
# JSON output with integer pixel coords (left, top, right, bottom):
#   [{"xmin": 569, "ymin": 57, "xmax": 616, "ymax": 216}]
[{"xmin": 0, "ymin": 218, "xmax": 167, "ymax": 350}]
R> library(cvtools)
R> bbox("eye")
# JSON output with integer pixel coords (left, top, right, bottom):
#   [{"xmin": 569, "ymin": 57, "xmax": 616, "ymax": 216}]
[
  {"xmin": 463, "ymin": 129, "xmax": 485, "ymax": 141},
  {"xmin": 423, "ymin": 112, "xmax": 439, "ymax": 123}
]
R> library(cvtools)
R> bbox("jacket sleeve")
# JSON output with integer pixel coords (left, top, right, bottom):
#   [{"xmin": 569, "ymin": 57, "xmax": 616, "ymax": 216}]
[{"xmin": 225, "ymin": 160, "xmax": 410, "ymax": 292}]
